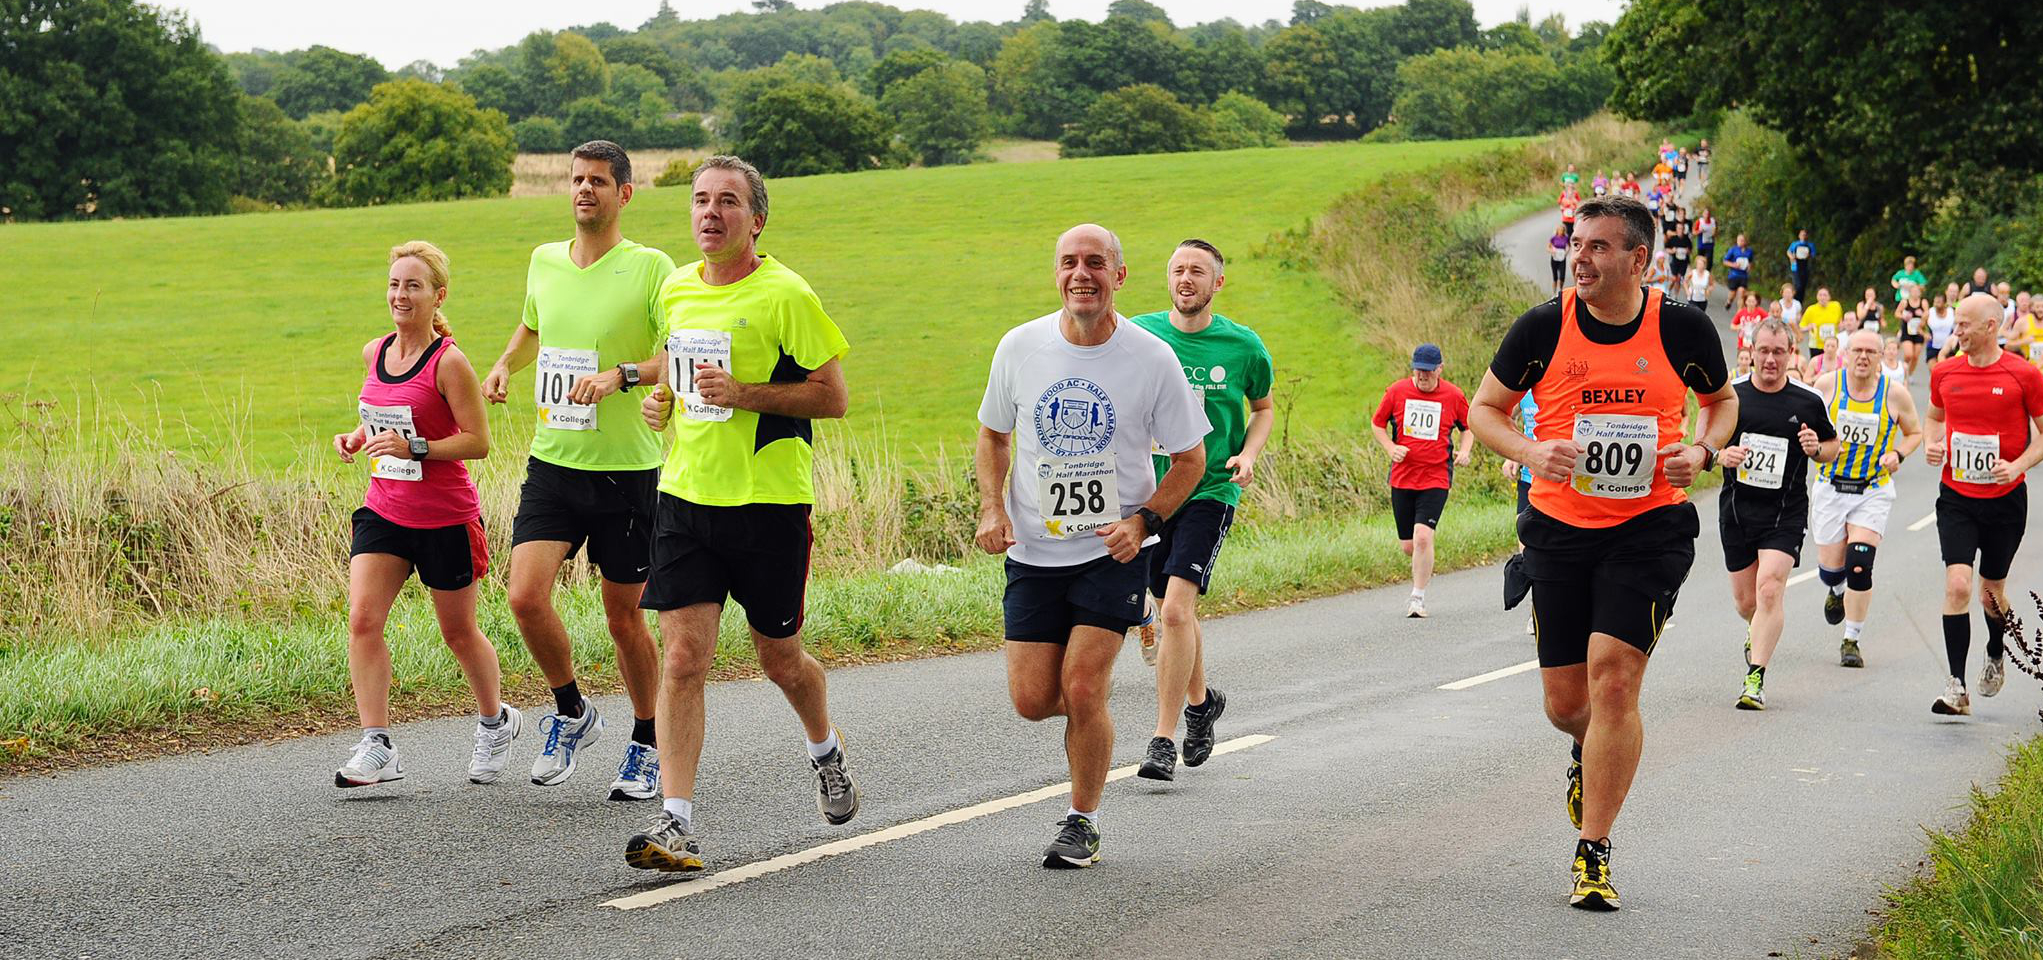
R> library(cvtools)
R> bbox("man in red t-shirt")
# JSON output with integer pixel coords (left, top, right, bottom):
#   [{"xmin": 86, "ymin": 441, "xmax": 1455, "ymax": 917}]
[
  {"xmin": 1372, "ymin": 343, "xmax": 1473, "ymax": 617},
  {"xmin": 1923, "ymin": 293, "xmax": 2043, "ymax": 716}
]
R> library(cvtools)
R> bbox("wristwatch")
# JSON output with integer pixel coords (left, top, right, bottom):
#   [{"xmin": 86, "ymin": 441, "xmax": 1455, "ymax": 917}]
[
  {"xmin": 618, "ymin": 363, "xmax": 640, "ymax": 391},
  {"xmin": 409, "ymin": 437, "xmax": 430, "ymax": 461},
  {"xmin": 1696, "ymin": 440, "xmax": 1718, "ymax": 471},
  {"xmin": 1135, "ymin": 507, "xmax": 1165, "ymax": 536}
]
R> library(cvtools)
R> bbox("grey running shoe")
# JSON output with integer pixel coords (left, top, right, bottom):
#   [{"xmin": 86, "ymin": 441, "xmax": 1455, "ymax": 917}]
[
  {"xmin": 529, "ymin": 700, "xmax": 603, "ymax": 786},
  {"xmin": 624, "ymin": 813, "xmax": 704, "ymax": 873},
  {"xmin": 1136, "ymin": 736, "xmax": 1177, "ymax": 781},
  {"xmin": 1980, "ymin": 657, "xmax": 2007, "ymax": 698},
  {"xmin": 335, "ymin": 736, "xmax": 403, "ymax": 788},
  {"xmin": 1931, "ymin": 677, "xmax": 1972, "ymax": 716},
  {"xmin": 812, "ymin": 733, "xmax": 860, "ymax": 825},
  {"xmin": 468, "ymin": 705, "xmax": 523, "ymax": 784},
  {"xmin": 1042, "ymin": 815, "xmax": 1101, "ymax": 869},
  {"xmin": 1839, "ymin": 639, "xmax": 1864, "ymax": 669},
  {"xmin": 608, "ymin": 741, "xmax": 661, "ymax": 801},
  {"xmin": 1182, "ymin": 688, "xmax": 1227, "ymax": 767}
]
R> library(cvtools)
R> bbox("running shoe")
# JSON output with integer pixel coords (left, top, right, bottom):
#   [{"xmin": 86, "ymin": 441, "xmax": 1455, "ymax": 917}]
[
  {"xmin": 1526, "ymin": 614, "xmax": 1536, "ymax": 636},
  {"xmin": 1570, "ymin": 838, "xmax": 1620, "ymax": 911},
  {"xmin": 1137, "ymin": 736, "xmax": 1177, "ymax": 781},
  {"xmin": 1566, "ymin": 760, "xmax": 1583, "ymax": 830},
  {"xmin": 624, "ymin": 812, "xmax": 704, "ymax": 873},
  {"xmin": 1136, "ymin": 599, "xmax": 1158, "ymax": 667},
  {"xmin": 1823, "ymin": 589, "xmax": 1844, "ymax": 626},
  {"xmin": 1182, "ymin": 687, "xmax": 1226, "ymax": 767},
  {"xmin": 1980, "ymin": 657, "xmax": 2006, "ymax": 698},
  {"xmin": 335, "ymin": 735, "xmax": 403, "ymax": 788},
  {"xmin": 1736, "ymin": 669, "xmax": 1765, "ymax": 711},
  {"xmin": 1042, "ymin": 815, "xmax": 1101, "ymax": 869},
  {"xmin": 467, "ymin": 705, "xmax": 523, "ymax": 784},
  {"xmin": 1931, "ymin": 677, "xmax": 1972, "ymax": 716},
  {"xmin": 1407, "ymin": 597, "xmax": 1428, "ymax": 619},
  {"xmin": 812, "ymin": 731, "xmax": 860, "ymax": 825},
  {"xmin": 608, "ymin": 740, "xmax": 661, "ymax": 801},
  {"xmin": 529, "ymin": 700, "xmax": 603, "ymax": 787},
  {"xmin": 1839, "ymin": 639, "xmax": 1864, "ymax": 669}
]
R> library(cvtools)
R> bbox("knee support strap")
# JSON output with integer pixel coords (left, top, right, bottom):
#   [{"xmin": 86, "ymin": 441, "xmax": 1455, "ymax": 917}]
[{"xmin": 1846, "ymin": 541, "xmax": 1876, "ymax": 592}]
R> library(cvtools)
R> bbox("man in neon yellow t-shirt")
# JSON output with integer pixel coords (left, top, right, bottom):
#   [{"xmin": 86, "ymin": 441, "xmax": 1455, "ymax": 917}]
[
  {"xmin": 480, "ymin": 141, "xmax": 675, "ymax": 799},
  {"xmin": 623, "ymin": 155, "xmax": 857, "ymax": 875},
  {"xmin": 1801, "ymin": 288, "xmax": 1842, "ymax": 360}
]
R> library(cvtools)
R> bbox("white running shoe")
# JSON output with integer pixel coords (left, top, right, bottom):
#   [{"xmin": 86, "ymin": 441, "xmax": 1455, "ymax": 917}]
[
  {"xmin": 530, "ymin": 700, "xmax": 604, "ymax": 786},
  {"xmin": 1980, "ymin": 657, "xmax": 2006, "ymax": 698},
  {"xmin": 608, "ymin": 741, "xmax": 661, "ymax": 801},
  {"xmin": 468, "ymin": 705, "xmax": 523, "ymax": 784},
  {"xmin": 1931, "ymin": 677, "xmax": 1972, "ymax": 716},
  {"xmin": 1407, "ymin": 597, "xmax": 1428, "ymax": 619},
  {"xmin": 336, "ymin": 735, "xmax": 403, "ymax": 788}
]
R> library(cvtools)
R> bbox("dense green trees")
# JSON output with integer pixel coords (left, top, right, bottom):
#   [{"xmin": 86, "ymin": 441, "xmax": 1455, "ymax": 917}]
[
  {"xmin": 268, "ymin": 46, "xmax": 389, "ymax": 119},
  {"xmin": 731, "ymin": 82, "xmax": 896, "ymax": 177},
  {"xmin": 881, "ymin": 61, "xmax": 992, "ymax": 166},
  {"xmin": 1387, "ymin": 38, "xmax": 1610, "ymax": 140},
  {"xmin": 325, "ymin": 80, "xmax": 515, "ymax": 206}
]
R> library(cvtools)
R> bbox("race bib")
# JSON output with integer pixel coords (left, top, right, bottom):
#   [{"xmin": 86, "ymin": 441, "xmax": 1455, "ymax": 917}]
[
  {"xmin": 1737, "ymin": 257, "xmax": 1751, "ymax": 270},
  {"xmin": 1951, "ymin": 432, "xmax": 2000, "ymax": 484},
  {"xmin": 534, "ymin": 346, "xmax": 599, "ymax": 431},
  {"xmin": 1571, "ymin": 414, "xmax": 1657, "ymax": 499},
  {"xmin": 359, "ymin": 402, "xmax": 421, "ymax": 482},
  {"xmin": 1836, "ymin": 409, "xmax": 1880, "ymax": 447},
  {"xmin": 1908, "ymin": 317, "xmax": 1923, "ymax": 336},
  {"xmin": 2028, "ymin": 342, "xmax": 2043, "ymax": 362},
  {"xmin": 1402, "ymin": 399, "xmax": 1442, "ymax": 441},
  {"xmin": 1034, "ymin": 455, "xmax": 1118, "ymax": 540},
  {"xmin": 1796, "ymin": 247, "xmax": 1810, "ymax": 260},
  {"xmin": 1820, "ymin": 322, "xmax": 1837, "ymax": 344},
  {"xmin": 666, "ymin": 329, "xmax": 734, "ymax": 423},
  {"xmin": 1736, "ymin": 432, "xmax": 1789, "ymax": 490}
]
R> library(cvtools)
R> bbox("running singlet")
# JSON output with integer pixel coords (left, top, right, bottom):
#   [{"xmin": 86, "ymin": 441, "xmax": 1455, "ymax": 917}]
[
  {"xmin": 1523, "ymin": 289, "xmax": 1697, "ymax": 527},
  {"xmin": 1931, "ymin": 351, "xmax": 2043, "ymax": 498},
  {"xmin": 1928, "ymin": 308, "xmax": 1956, "ymax": 347},
  {"xmin": 1819, "ymin": 371, "xmax": 1897, "ymax": 488},
  {"xmin": 522, "ymin": 238, "xmax": 677, "ymax": 471},
  {"xmin": 1131, "ymin": 311, "xmax": 1274, "ymax": 507},
  {"xmin": 2024, "ymin": 316, "xmax": 2043, "ymax": 364},
  {"xmin": 1372, "ymin": 377, "xmax": 1471, "ymax": 491},
  {"xmin": 654, "ymin": 255, "xmax": 850, "ymax": 506},
  {"xmin": 359, "ymin": 334, "xmax": 481, "ymax": 529}
]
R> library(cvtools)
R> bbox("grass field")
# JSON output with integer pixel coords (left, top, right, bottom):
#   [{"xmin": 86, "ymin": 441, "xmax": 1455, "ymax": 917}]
[{"xmin": 0, "ymin": 137, "xmax": 1521, "ymax": 469}]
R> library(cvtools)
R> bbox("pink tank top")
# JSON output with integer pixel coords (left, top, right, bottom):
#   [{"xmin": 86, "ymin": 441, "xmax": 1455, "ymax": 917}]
[{"xmin": 359, "ymin": 334, "xmax": 480, "ymax": 529}]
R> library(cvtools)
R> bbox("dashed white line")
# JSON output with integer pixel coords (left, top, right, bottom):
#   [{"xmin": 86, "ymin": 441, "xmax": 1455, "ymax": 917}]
[
  {"xmin": 1908, "ymin": 511, "xmax": 1936, "ymax": 532},
  {"xmin": 1786, "ymin": 570, "xmax": 1819, "ymax": 586},
  {"xmin": 1439, "ymin": 658, "xmax": 1540, "ymax": 690},
  {"xmin": 602, "ymin": 733, "xmax": 1280, "ymax": 910}
]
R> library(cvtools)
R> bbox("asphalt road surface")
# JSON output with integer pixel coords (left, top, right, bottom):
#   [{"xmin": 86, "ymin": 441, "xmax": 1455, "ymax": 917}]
[{"xmin": 7, "ymin": 199, "xmax": 2042, "ymax": 960}]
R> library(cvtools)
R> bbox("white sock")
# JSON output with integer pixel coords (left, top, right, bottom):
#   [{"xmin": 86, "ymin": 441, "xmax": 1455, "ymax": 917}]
[
  {"xmin": 1411, "ymin": 588, "xmax": 1426, "ymax": 600},
  {"xmin": 1844, "ymin": 619, "xmax": 1864, "ymax": 641},
  {"xmin": 1829, "ymin": 583, "xmax": 1845, "ymax": 597},
  {"xmin": 1067, "ymin": 806, "xmax": 1097, "ymax": 826},
  {"xmin": 363, "ymin": 726, "xmax": 391, "ymax": 747},
  {"xmin": 807, "ymin": 729, "xmax": 840, "ymax": 760},
  {"xmin": 663, "ymin": 797, "xmax": 694, "ymax": 827}
]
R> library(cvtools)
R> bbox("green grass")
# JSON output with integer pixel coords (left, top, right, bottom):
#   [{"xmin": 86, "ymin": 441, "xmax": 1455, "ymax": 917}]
[{"xmin": 0, "ymin": 138, "xmax": 1521, "ymax": 468}]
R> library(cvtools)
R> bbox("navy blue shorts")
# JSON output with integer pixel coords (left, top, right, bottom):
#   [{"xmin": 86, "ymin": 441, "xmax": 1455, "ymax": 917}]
[
  {"xmin": 1148, "ymin": 499, "xmax": 1235, "ymax": 597},
  {"xmin": 1004, "ymin": 547, "xmax": 1151, "ymax": 643}
]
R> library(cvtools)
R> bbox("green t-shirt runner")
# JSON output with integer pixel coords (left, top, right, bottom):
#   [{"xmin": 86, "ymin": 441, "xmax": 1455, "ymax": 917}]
[
  {"xmin": 1890, "ymin": 267, "xmax": 1927, "ymax": 303},
  {"xmin": 1132, "ymin": 311, "xmax": 1275, "ymax": 506},
  {"xmin": 523, "ymin": 238, "xmax": 677, "ymax": 470},
  {"xmin": 656, "ymin": 254, "xmax": 850, "ymax": 506}
]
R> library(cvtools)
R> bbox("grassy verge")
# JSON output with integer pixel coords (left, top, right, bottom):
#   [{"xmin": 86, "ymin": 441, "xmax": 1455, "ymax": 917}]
[{"xmin": 1869, "ymin": 733, "xmax": 2043, "ymax": 958}]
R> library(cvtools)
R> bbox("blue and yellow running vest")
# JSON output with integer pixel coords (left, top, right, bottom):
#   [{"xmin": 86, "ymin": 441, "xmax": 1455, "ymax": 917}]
[{"xmin": 1820, "ymin": 370, "xmax": 1897, "ymax": 488}]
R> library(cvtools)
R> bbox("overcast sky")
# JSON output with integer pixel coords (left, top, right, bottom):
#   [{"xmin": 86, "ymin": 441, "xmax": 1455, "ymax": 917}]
[{"xmin": 164, "ymin": 0, "xmax": 1627, "ymax": 69}]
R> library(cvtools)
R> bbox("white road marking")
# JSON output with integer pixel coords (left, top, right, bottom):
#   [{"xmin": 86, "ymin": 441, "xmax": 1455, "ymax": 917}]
[
  {"xmin": 1909, "ymin": 511, "xmax": 1936, "ymax": 532},
  {"xmin": 1439, "ymin": 658, "xmax": 1540, "ymax": 690},
  {"xmin": 602, "ymin": 734, "xmax": 1279, "ymax": 911},
  {"xmin": 1786, "ymin": 570, "xmax": 1818, "ymax": 586}
]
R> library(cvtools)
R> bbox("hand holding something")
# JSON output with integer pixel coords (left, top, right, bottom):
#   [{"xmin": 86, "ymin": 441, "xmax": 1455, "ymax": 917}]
[{"xmin": 642, "ymin": 384, "xmax": 674, "ymax": 431}]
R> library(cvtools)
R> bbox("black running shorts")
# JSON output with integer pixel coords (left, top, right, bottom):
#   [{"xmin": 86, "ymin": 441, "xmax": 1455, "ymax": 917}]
[
  {"xmin": 350, "ymin": 506, "xmax": 489, "ymax": 592},
  {"xmin": 1390, "ymin": 486, "xmax": 1450, "ymax": 541},
  {"xmin": 638, "ymin": 494, "xmax": 812, "ymax": 639},
  {"xmin": 1521, "ymin": 503, "xmax": 1699, "ymax": 667},
  {"xmin": 1148, "ymin": 499, "xmax": 1235, "ymax": 597},
  {"xmin": 1005, "ymin": 547, "xmax": 1150, "ymax": 642},
  {"xmin": 1937, "ymin": 483, "xmax": 2028, "ymax": 581},
  {"xmin": 510, "ymin": 457, "xmax": 658, "ymax": 584},
  {"xmin": 1719, "ymin": 511, "xmax": 1806, "ymax": 571}
]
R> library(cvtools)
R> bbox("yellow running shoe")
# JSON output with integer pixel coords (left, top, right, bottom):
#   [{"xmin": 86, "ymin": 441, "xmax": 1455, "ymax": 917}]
[
  {"xmin": 1570, "ymin": 838, "xmax": 1620, "ymax": 911},
  {"xmin": 1566, "ymin": 759, "xmax": 1583, "ymax": 830}
]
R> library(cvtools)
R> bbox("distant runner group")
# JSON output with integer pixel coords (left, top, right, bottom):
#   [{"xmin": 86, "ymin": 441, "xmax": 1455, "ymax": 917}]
[{"xmin": 328, "ymin": 139, "xmax": 2043, "ymax": 915}]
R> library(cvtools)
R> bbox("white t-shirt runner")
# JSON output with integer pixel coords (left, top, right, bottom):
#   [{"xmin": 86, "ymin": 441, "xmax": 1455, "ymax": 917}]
[{"xmin": 978, "ymin": 312, "xmax": 1210, "ymax": 568}]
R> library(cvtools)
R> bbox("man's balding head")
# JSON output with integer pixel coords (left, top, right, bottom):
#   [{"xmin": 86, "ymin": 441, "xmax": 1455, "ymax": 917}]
[{"xmin": 1953, "ymin": 292, "xmax": 2005, "ymax": 354}]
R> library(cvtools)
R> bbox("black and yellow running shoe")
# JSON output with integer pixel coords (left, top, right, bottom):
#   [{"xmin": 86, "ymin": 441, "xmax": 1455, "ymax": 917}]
[
  {"xmin": 1569, "ymin": 838, "xmax": 1620, "ymax": 911},
  {"xmin": 1566, "ymin": 759, "xmax": 1583, "ymax": 830}
]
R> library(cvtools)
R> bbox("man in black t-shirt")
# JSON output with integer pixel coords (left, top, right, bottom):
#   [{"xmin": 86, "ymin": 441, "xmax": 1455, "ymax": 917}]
[
  {"xmin": 1665, "ymin": 224, "xmax": 1693, "ymax": 280},
  {"xmin": 1716, "ymin": 318, "xmax": 1839, "ymax": 710}
]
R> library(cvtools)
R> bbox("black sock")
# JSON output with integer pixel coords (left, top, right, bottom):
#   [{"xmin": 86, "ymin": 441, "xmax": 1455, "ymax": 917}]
[
  {"xmin": 1185, "ymin": 692, "xmax": 1213, "ymax": 716},
  {"xmin": 1750, "ymin": 664, "xmax": 1765, "ymax": 679},
  {"xmin": 1943, "ymin": 614, "xmax": 1970, "ymax": 679},
  {"xmin": 1985, "ymin": 609, "xmax": 2008, "ymax": 661},
  {"xmin": 631, "ymin": 715, "xmax": 657, "ymax": 746},
  {"xmin": 552, "ymin": 681, "xmax": 583, "ymax": 719}
]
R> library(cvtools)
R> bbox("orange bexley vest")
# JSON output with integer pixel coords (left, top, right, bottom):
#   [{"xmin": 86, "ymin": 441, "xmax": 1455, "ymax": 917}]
[{"xmin": 1528, "ymin": 288, "xmax": 1690, "ymax": 528}]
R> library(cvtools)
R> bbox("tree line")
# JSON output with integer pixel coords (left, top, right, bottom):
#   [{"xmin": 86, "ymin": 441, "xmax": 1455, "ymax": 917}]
[{"xmin": 2, "ymin": 0, "xmax": 1614, "ymax": 221}]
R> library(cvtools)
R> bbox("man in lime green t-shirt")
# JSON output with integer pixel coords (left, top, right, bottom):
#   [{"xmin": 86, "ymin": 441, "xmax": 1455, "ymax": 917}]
[
  {"xmin": 1128, "ymin": 239, "xmax": 1274, "ymax": 783},
  {"xmin": 480, "ymin": 140, "xmax": 674, "ymax": 801},
  {"xmin": 622, "ymin": 155, "xmax": 858, "ymax": 875}
]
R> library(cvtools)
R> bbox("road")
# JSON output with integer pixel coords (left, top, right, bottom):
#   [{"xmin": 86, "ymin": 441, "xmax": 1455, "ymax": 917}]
[{"xmin": 7, "ymin": 198, "xmax": 2043, "ymax": 960}]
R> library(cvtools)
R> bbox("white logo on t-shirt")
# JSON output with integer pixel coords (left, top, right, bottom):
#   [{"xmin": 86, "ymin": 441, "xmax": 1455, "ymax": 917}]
[{"xmin": 1033, "ymin": 378, "xmax": 1117, "ymax": 456}]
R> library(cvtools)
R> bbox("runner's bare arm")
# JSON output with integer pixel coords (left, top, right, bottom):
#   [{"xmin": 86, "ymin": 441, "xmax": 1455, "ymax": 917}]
[
  {"xmin": 481, "ymin": 323, "xmax": 540, "ymax": 404},
  {"xmin": 1887, "ymin": 385, "xmax": 1926, "ymax": 464},
  {"xmin": 694, "ymin": 357, "xmax": 848, "ymax": 420},
  {"xmin": 1663, "ymin": 382, "xmax": 1737, "ymax": 487},
  {"xmin": 567, "ymin": 348, "xmax": 665, "ymax": 405},
  {"xmin": 641, "ymin": 383, "xmax": 672, "ymax": 432},
  {"xmin": 1923, "ymin": 401, "xmax": 1947, "ymax": 465},
  {"xmin": 1471, "ymin": 370, "xmax": 1575, "ymax": 480},
  {"xmin": 1099, "ymin": 443, "xmax": 1204, "ymax": 562},
  {"xmin": 973, "ymin": 427, "xmax": 1015, "ymax": 555},
  {"xmin": 429, "ymin": 347, "xmax": 491, "ymax": 461},
  {"xmin": 2004, "ymin": 412, "xmax": 2043, "ymax": 478},
  {"xmin": 1370, "ymin": 422, "xmax": 1408, "ymax": 462},
  {"xmin": 1228, "ymin": 396, "xmax": 1275, "ymax": 485},
  {"xmin": 1454, "ymin": 419, "xmax": 1475, "ymax": 466}
]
